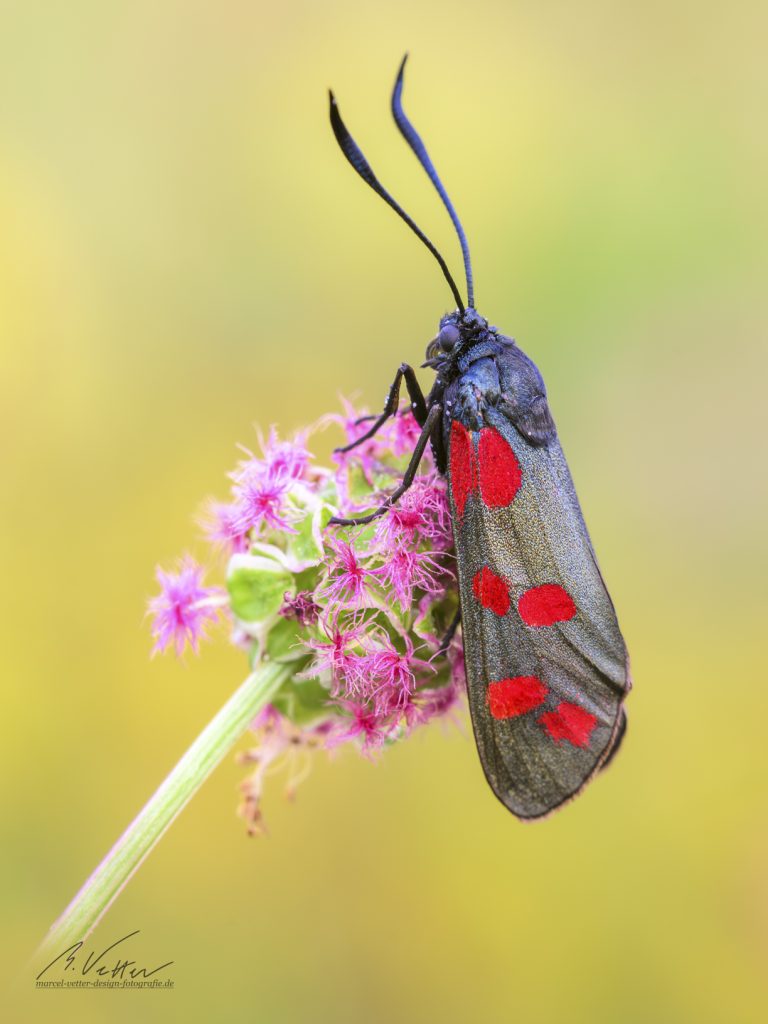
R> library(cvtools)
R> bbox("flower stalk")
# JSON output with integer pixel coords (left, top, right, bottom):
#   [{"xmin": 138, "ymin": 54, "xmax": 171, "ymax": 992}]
[{"xmin": 36, "ymin": 661, "xmax": 291, "ymax": 961}]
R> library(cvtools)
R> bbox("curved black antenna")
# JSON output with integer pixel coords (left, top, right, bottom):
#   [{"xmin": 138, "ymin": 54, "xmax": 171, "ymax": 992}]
[
  {"xmin": 329, "ymin": 89, "xmax": 465, "ymax": 313},
  {"xmin": 391, "ymin": 54, "xmax": 475, "ymax": 309}
]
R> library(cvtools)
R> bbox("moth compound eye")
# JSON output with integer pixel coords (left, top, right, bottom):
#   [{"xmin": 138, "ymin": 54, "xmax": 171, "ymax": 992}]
[{"xmin": 439, "ymin": 323, "xmax": 460, "ymax": 352}]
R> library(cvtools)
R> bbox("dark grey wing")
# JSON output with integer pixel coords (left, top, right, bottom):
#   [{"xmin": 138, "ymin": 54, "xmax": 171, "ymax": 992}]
[{"xmin": 448, "ymin": 408, "xmax": 630, "ymax": 820}]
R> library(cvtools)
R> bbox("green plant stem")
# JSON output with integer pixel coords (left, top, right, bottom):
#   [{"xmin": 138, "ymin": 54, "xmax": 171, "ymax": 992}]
[{"xmin": 36, "ymin": 661, "xmax": 292, "ymax": 962}]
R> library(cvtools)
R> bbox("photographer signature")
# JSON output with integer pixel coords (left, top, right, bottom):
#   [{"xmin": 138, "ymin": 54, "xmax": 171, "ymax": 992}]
[{"xmin": 36, "ymin": 930, "xmax": 173, "ymax": 981}]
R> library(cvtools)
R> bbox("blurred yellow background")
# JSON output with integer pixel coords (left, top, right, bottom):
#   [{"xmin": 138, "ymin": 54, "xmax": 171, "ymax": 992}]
[{"xmin": 2, "ymin": 2, "xmax": 767, "ymax": 1022}]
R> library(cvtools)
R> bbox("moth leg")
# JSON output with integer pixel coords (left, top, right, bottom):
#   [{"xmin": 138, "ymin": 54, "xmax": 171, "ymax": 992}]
[
  {"xmin": 335, "ymin": 363, "xmax": 428, "ymax": 454},
  {"xmin": 435, "ymin": 608, "xmax": 461, "ymax": 657},
  {"xmin": 330, "ymin": 403, "xmax": 442, "ymax": 526}
]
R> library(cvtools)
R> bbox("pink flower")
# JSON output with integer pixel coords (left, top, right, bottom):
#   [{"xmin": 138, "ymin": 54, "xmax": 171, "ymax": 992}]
[
  {"xmin": 372, "ymin": 548, "xmax": 446, "ymax": 610},
  {"xmin": 306, "ymin": 617, "xmax": 367, "ymax": 686},
  {"xmin": 148, "ymin": 556, "xmax": 225, "ymax": 656},
  {"xmin": 326, "ymin": 700, "xmax": 397, "ymax": 755},
  {"xmin": 259, "ymin": 428, "xmax": 311, "ymax": 483},
  {"xmin": 226, "ymin": 431, "xmax": 310, "ymax": 537},
  {"xmin": 332, "ymin": 397, "xmax": 373, "ymax": 447},
  {"xmin": 318, "ymin": 540, "xmax": 377, "ymax": 607},
  {"xmin": 251, "ymin": 703, "xmax": 283, "ymax": 732},
  {"xmin": 408, "ymin": 677, "xmax": 463, "ymax": 727},
  {"xmin": 375, "ymin": 475, "xmax": 452, "ymax": 549},
  {"xmin": 201, "ymin": 500, "xmax": 251, "ymax": 554},
  {"xmin": 328, "ymin": 397, "xmax": 381, "ymax": 484},
  {"xmin": 363, "ymin": 634, "xmax": 434, "ymax": 710},
  {"xmin": 379, "ymin": 409, "xmax": 422, "ymax": 457},
  {"xmin": 230, "ymin": 458, "xmax": 294, "ymax": 534}
]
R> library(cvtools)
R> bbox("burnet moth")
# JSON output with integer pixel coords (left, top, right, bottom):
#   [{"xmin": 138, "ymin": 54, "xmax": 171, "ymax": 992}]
[{"xmin": 327, "ymin": 56, "xmax": 631, "ymax": 819}]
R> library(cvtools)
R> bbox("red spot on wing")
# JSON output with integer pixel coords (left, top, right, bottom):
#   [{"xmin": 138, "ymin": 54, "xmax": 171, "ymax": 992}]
[
  {"xmin": 487, "ymin": 676, "xmax": 548, "ymax": 719},
  {"xmin": 450, "ymin": 421, "xmax": 476, "ymax": 517},
  {"xmin": 477, "ymin": 428, "xmax": 522, "ymax": 508},
  {"xmin": 472, "ymin": 566, "xmax": 511, "ymax": 616},
  {"xmin": 518, "ymin": 584, "xmax": 576, "ymax": 627},
  {"xmin": 538, "ymin": 702, "xmax": 597, "ymax": 748}
]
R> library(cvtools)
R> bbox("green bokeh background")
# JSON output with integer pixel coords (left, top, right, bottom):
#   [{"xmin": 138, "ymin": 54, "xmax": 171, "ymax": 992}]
[{"xmin": 2, "ymin": 3, "xmax": 766, "ymax": 1022}]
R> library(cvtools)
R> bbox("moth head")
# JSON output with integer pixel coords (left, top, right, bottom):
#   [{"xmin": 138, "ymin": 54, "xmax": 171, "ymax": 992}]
[
  {"xmin": 424, "ymin": 311, "xmax": 460, "ymax": 362},
  {"xmin": 424, "ymin": 308, "xmax": 493, "ymax": 365}
]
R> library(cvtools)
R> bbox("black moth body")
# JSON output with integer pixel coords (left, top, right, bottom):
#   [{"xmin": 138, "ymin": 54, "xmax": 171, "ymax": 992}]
[{"xmin": 328, "ymin": 57, "xmax": 631, "ymax": 819}]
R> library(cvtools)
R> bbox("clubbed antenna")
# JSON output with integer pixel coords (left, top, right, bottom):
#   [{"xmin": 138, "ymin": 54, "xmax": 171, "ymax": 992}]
[
  {"xmin": 391, "ymin": 54, "xmax": 475, "ymax": 308},
  {"xmin": 328, "ymin": 89, "xmax": 465, "ymax": 313}
]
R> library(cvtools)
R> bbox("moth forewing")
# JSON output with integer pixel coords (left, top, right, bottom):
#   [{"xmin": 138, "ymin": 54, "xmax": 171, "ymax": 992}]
[{"xmin": 447, "ymin": 401, "xmax": 629, "ymax": 820}]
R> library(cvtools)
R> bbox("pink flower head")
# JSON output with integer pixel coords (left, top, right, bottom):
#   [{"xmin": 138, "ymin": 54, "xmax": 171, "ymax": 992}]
[
  {"xmin": 148, "ymin": 556, "xmax": 224, "ymax": 656},
  {"xmin": 201, "ymin": 500, "xmax": 251, "ymax": 554},
  {"xmin": 328, "ymin": 397, "xmax": 381, "ymax": 484},
  {"xmin": 372, "ymin": 547, "xmax": 445, "ymax": 610},
  {"xmin": 375, "ymin": 474, "xmax": 452, "ymax": 550},
  {"xmin": 318, "ymin": 539, "xmax": 377, "ymax": 608},
  {"xmin": 259, "ymin": 428, "xmax": 311, "ymax": 483},
  {"xmin": 229, "ymin": 458, "xmax": 294, "ymax": 535},
  {"xmin": 306, "ymin": 617, "xmax": 367, "ymax": 686},
  {"xmin": 363, "ymin": 633, "xmax": 434, "ymax": 710},
  {"xmin": 326, "ymin": 699, "xmax": 397, "ymax": 756},
  {"xmin": 379, "ymin": 409, "xmax": 423, "ymax": 458},
  {"xmin": 331, "ymin": 397, "xmax": 373, "ymax": 448},
  {"xmin": 421, "ymin": 678, "xmax": 462, "ymax": 718},
  {"xmin": 251, "ymin": 703, "xmax": 283, "ymax": 732},
  {"xmin": 398, "ymin": 676, "xmax": 463, "ymax": 731}
]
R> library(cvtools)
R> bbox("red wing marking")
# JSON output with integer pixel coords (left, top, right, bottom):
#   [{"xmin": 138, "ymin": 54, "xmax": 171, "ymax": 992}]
[
  {"xmin": 487, "ymin": 676, "xmax": 548, "ymax": 720},
  {"xmin": 472, "ymin": 566, "xmax": 511, "ymax": 616},
  {"xmin": 518, "ymin": 584, "xmax": 576, "ymax": 627},
  {"xmin": 477, "ymin": 428, "xmax": 522, "ymax": 508},
  {"xmin": 450, "ymin": 422, "xmax": 523, "ymax": 515},
  {"xmin": 450, "ymin": 421, "xmax": 476, "ymax": 517},
  {"xmin": 538, "ymin": 702, "xmax": 597, "ymax": 748}
]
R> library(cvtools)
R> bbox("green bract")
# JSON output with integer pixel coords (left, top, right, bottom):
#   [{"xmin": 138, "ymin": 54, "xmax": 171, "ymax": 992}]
[{"xmin": 227, "ymin": 554, "xmax": 294, "ymax": 625}]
